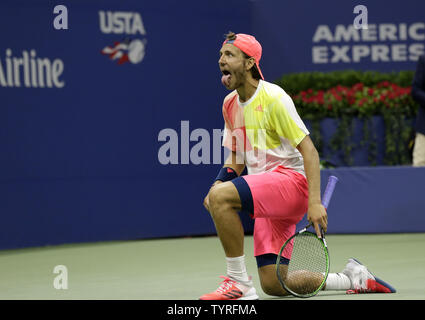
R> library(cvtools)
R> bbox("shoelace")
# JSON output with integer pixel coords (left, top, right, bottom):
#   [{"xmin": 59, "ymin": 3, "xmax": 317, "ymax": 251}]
[{"xmin": 216, "ymin": 276, "xmax": 236, "ymax": 294}]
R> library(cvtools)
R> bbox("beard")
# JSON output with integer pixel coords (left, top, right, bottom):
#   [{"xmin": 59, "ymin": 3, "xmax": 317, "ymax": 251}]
[{"xmin": 228, "ymin": 68, "xmax": 248, "ymax": 90}]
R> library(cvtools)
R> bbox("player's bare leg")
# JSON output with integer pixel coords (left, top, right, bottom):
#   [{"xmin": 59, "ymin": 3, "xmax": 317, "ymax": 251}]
[
  {"xmin": 200, "ymin": 181, "xmax": 259, "ymax": 300},
  {"xmin": 259, "ymin": 264, "xmax": 324, "ymax": 296},
  {"xmin": 285, "ymin": 270, "xmax": 325, "ymax": 294},
  {"xmin": 258, "ymin": 264, "xmax": 290, "ymax": 296},
  {"xmin": 207, "ymin": 181, "xmax": 244, "ymax": 257}
]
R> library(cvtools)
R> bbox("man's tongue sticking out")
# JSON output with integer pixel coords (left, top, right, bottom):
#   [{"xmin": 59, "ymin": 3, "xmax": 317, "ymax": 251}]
[{"xmin": 221, "ymin": 74, "xmax": 231, "ymax": 87}]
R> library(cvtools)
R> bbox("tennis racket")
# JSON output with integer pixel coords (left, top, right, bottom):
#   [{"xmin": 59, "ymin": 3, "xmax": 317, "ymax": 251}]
[{"xmin": 276, "ymin": 175, "xmax": 339, "ymax": 298}]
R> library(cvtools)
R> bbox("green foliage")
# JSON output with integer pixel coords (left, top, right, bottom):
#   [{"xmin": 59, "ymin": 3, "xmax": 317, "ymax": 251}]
[
  {"xmin": 274, "ymin": 70, "xmax": 419, "ymax": 166},
  {"xmin": 275, "ymin": 70, "xmax": 415, "ymax": 96}
]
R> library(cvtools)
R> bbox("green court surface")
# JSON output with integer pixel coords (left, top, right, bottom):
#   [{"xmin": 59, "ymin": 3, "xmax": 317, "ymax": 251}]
[{"xmin": 1, "ymin": 233, "xmax": 424, "ymax": 300}]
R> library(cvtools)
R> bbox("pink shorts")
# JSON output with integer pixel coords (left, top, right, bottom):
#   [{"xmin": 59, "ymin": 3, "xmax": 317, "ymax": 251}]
[{"xmin": 231, "ymin": 166, "xmax": 308, "ymax": 259}]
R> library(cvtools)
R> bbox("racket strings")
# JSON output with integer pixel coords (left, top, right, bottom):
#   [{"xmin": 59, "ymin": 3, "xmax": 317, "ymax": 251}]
[{"xmin": 278, "ymin": 232, "xmax": 328, "ymax": 296}]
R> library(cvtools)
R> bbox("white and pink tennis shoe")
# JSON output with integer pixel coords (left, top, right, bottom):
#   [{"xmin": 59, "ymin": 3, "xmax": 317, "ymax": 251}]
[
  {"xmin": 342, "ymin": 258, "xmax": 396, "ymax": 294},
  {"xmin": 199, "ymin": 276, "xmax": 259, "ymax": 300}
]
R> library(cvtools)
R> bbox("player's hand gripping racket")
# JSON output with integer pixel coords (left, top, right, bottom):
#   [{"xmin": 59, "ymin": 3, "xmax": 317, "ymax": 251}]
[{"xmin": 276, "ymin": 175, "xmax": 339, "ymax": 298}]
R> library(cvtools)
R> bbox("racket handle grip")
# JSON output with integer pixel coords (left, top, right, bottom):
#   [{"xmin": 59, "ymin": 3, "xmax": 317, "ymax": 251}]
[{"xmin": 322, "ymin": 175, "xmax": 339, "ymax": 209}]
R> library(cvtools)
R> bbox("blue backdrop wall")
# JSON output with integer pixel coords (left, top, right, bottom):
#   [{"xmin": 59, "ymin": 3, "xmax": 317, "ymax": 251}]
[
  {"xmin": 1, "ymin": 0, "xmax": 424, "ymax": 250},
  {"xmin": 253, "ymin": 0, "xmax": 425, "ymax": 79}
]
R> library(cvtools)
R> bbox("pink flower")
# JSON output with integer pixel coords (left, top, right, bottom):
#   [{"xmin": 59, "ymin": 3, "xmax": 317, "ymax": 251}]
[{"xmin": 353, "ymin": 83, "xmax": 364, "ymax": 91}]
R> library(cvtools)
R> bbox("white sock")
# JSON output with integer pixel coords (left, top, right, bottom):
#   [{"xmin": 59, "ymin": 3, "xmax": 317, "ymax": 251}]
[
  {"xmin": 325, "ymin": 273, "xmax": 352, "ymax": 290},
  {"xmin": 226, "ymin": 255, "xmax": 250, "ymax": 284}
]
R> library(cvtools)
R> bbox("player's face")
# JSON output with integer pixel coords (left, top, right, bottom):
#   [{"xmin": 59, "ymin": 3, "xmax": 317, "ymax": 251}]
[{"xmin": 218, "ymin": 44, "xmax": 248, "ymax": 90}]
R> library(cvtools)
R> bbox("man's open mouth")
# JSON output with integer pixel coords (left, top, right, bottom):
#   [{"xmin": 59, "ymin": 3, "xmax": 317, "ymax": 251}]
[{"xmin": 221, "ymin": 70, "xmax": 232, "ymax": 87}]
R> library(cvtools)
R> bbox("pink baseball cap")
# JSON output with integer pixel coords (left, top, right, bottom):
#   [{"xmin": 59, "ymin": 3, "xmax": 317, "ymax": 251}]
[{"xmin": 223, "ymin": 33, "xmax": 264, "ymax": 80}]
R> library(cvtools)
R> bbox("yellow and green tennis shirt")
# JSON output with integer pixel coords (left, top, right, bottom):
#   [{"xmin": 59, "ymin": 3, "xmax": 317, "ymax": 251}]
[{"xmin": 222, "ymin": 80, "xmax": 309, "ymax": 176}]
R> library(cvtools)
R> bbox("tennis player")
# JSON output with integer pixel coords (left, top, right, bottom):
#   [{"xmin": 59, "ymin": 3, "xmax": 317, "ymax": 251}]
[{"xmin": 200, "ymin": 32, "xmax": 396, "ymax": 300}]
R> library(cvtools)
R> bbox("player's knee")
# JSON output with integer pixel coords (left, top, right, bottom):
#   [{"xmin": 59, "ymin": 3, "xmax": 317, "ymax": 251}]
[
  {"xmin": 258, "ymin": 266, "xmax": 287, "ymax": 296},
  {"xmin": 260, "ymin": 277, "xmax": 286, "ymax": 296},
  {"xmin": 208, "ymin": 187, "xmax": 230, "ymax": 214}
]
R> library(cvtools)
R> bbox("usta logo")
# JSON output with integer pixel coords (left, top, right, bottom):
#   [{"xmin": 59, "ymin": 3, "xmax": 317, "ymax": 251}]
[
  {"xmin": 99, "ymin": 11, "xmax": 147, "ymax": 65},
  {"xmin": 99, "ymin": 11, "xmax": 146, "ymax": 35}
]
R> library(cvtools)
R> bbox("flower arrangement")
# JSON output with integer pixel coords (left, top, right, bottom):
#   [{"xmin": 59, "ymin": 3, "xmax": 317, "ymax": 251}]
[
  {"xmin": 274, "ymin": 71, "xmax": 419, "ymax": 166},
  {"xmin": 292, "ymin": 81, "xmax": 415, "ymax": 119}
]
